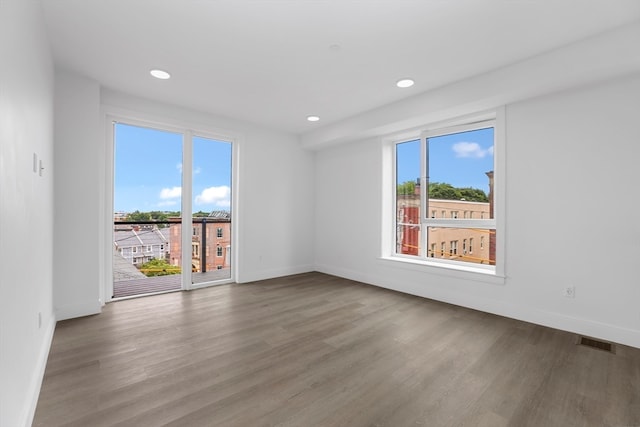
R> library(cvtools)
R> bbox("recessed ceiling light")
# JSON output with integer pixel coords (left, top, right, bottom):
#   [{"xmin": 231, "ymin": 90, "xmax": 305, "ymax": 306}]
[
  {"xmin": 307, "ymin": 115, "xmax": 320, "ymax": 122},
  {"xmin": 150, "ymin": 69, "xmax": 171, "ymax": 80},
  {"xmin": 396, "ymin": 78, "xmax": 414, "ymax": 88}
]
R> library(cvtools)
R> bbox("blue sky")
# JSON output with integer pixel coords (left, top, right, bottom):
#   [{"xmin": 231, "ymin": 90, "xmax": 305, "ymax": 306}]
[
  {"xmin": 396, "ymin": 127, "xmax": 494, "ymax": 193},
  {"xmin": 114, "ymin": 123, "xmax": 232, "ymax": 213}
]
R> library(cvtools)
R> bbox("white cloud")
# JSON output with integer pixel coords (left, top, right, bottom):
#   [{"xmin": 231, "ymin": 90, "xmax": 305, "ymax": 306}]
[
  {"xmin": 195, "ymin": 185, "xmax": 231, "ymax": 207},
  {"xmin": 452, "ymin": 142, "xmax": 492, "ymax": 158},
  {"xmin": 160, "ymin": 186, "xmax": 182, "ymax": 199}
]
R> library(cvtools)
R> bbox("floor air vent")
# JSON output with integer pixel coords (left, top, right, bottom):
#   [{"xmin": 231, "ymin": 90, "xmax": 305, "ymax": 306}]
[{"xmin": 578, "ymin": 336, "xmax": 615, "ymax": 354}]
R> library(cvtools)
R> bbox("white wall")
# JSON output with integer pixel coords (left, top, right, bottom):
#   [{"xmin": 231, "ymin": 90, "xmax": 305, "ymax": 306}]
[
  {"xmin": 51, "ymin": 81, "xmax": 315, "ymax": 314},
  {"xmin": 0, "ymin": 1, "xmax": 55, "ymax": 426},
  {"xmin": 314, "ymin": 73, "xmax": 640, "ymax": 348},
  {"xmin": 53, "ymin": 69, "xmax": 102, "ymax": 320}
]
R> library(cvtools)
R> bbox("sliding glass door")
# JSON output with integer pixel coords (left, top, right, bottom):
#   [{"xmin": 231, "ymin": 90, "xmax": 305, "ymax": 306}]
[
  {"xmin": 191, "ymin": 136, "xmax": 232, "ymax": 284},
  {"xmin": 111, "ymin": 121, "xmax": 233, "ymax": 299}
]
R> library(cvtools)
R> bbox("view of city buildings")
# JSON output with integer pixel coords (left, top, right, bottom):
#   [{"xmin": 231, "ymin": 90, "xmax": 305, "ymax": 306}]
[
  {"xmin": 397, "ymin": 175, "xmax": 496, "ymax": 265},
  {"xmin": 114, "ymin": 210, "xmax": 231, "ymax": 274}
]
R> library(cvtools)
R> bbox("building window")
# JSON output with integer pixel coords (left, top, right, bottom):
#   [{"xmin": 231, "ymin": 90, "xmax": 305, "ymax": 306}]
[
  {"xmin": 132, "ymin": 246, "xmax": 138, "ymax": 253},
  {"xmin": 217, "ymin": 246, "xmax": 223, "ymax": 257},
  {"xmin": 217, "ymin": 227, "xmax": 223, "ymax": 238},
  {"xmin": 192, "ymin": 243, "xmax": 199, "ymax": 257},
  {"xmin": 146, "ymin": 245, "xmax": 152, "ymax": 252},
  {"xmin": 393, "ymin": 116, "xmax": 499, "ymax": 272},
  {"xmin": 192, "ymin": 227, "xmax": 197, "ymax": 236},
  {"xmin": 217, "ymin": 265, "xmax": 222, "ymax": 270}
]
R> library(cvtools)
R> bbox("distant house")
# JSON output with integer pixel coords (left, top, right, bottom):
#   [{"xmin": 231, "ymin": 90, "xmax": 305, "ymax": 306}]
[
  {"xmin": 113, "ymin": 226, "xmax": 170, "ymax": 265},
  {"xmin": 169, "ymin": 210, "xmax": 231, "ymax": 273},
  {"xmin": 397, "ymin": 178, "xmax": 495, "ymax": 264}
]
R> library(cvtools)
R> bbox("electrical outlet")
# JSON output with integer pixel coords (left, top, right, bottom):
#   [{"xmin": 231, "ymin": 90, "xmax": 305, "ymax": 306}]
[{"xmin": 563, "ymin": 286, "xmax": 575, "ymax": 298}]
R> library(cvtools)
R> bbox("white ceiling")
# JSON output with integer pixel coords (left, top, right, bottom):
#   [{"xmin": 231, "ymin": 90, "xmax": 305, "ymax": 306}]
[{"xmin": 41, "ymin": 1, "xmax": 640, "ymax": 135}]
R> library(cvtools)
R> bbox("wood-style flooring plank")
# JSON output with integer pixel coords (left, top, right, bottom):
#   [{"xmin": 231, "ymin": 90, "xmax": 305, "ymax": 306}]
[{"xmin": 33, "ymin": 272, "xmax": 640, "ymax": 427}]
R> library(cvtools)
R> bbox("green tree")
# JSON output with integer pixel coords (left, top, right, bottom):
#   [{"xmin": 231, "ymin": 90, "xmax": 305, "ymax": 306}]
[
  {"xmin": 428, "ymin": 182, "xmax": 488, "ymax": 201},
  {"xmin": 148, "ymin": 211, "xmax": 169, "ymax": 222},
  {"xmin": 126, "ymin": 210, "xmax": 152, "ymax": 222},
  {"xmin": 458, "ymin": 187, "xmax": 488, "ymax": 202},
  {"xmin": 397, "ymin": 180, "xmax": 416, "ymax": 195},
  {"xmin": 138, "ymin": 258, "xmax": 181, "ymax": 277},
  {"xmin": 428, "ymin": 182, "xmax": 460, "ymax": 200}
]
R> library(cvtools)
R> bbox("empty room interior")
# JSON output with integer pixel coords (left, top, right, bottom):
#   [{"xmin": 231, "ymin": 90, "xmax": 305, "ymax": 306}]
[{"xmin": 2, "ymin": 1, "xmax": 640, "ymax": 426}]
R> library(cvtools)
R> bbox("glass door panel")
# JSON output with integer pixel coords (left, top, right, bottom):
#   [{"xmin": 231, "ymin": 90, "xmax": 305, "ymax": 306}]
[
  {"xmin": 191, "ymin": 136, "xmax": 232, "ymax": 284},
  {"xmin": 113, "ymin": 123, "xmax": 183, "ymax": 298}
]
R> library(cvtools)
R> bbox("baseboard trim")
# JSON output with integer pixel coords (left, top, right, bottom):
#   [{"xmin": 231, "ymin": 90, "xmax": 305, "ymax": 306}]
[
  {"xmin": 236, "ymin": 264, "xmax": 314, "ymax": 284},
  {"xmin": 55, "ymin": 300, "xmax": 101, "ymax": 321},
  {"xmin": 23, "ymin": 313, "xmax": 55, "ymax": 427},
  {"xmin": 315, "ymin": 263, "xmax": 640, "ymax": 349}
]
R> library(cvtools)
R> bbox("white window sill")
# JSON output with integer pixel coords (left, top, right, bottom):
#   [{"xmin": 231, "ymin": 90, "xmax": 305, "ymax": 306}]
[{"xmin": 378, "ymin": 256, "xmax": 506, "ymax": 286}]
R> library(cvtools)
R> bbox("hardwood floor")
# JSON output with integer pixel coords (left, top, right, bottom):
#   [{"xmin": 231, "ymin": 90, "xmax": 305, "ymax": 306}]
[{"xmin": 34, "ymin": 272, "xmax": 640, "ymax": 426}]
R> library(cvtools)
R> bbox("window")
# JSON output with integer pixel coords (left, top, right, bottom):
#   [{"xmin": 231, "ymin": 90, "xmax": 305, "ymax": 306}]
[
  {"xmin": 146, "ymin": 245, "xmax": 152, "ymax": 252},
  {"xmin": 217, "ymin": 246, "xmax": 223, "ymax": 257},
  {"xmin": 132, "ymin": 246, "xmax": 138, "ymax": 253},
  {"xmin": 192, "ymin": 227, "xmax": 197, "ymax": 236},
  {"xmin": 393, "ymin": 116, "xmax": 499, "ymax": 273},
  {"xmin": 217, "ymin": 265, "xmax": 222, "ymax": 270},
  {"xmin": 192, "ymin": 243, "xmax": 199, "ymax": 257},
  {"xmin": 450, "ymin": 240, "xmax": 458, "ymax": 256},
  {"xmin": 217, "ymin": 227, "xmax": 223, "ymax": 238}
]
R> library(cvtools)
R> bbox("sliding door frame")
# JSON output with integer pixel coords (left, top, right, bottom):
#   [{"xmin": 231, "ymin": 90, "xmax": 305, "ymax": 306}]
[{"xmin": 103, "ymin": 111, "xmax": 239, "ymax": 303}]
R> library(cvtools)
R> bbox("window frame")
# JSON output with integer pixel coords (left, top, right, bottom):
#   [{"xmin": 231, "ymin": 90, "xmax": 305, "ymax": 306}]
[{"xmin": 384, "ymin": 109, "xmax": 505, "ymax": 281}]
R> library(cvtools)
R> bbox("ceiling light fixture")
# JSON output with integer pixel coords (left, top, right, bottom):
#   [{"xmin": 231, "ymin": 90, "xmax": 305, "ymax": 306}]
[
  {"xmin": 396, "ymin": 78, "xmax": 414, "ymax": 88},
  {"xmin": 150, "ymin": 69, "xmax": 171, "ymax": 80},
  {"xmin": 307, "ymin": 115, "xmax": 320, "ymax": 122}
]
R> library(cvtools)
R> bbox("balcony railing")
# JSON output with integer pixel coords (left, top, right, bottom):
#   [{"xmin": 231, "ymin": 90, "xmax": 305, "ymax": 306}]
[{"xmin": 113, "ymin": 218, "xmax": 231, "ymax": 298}]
